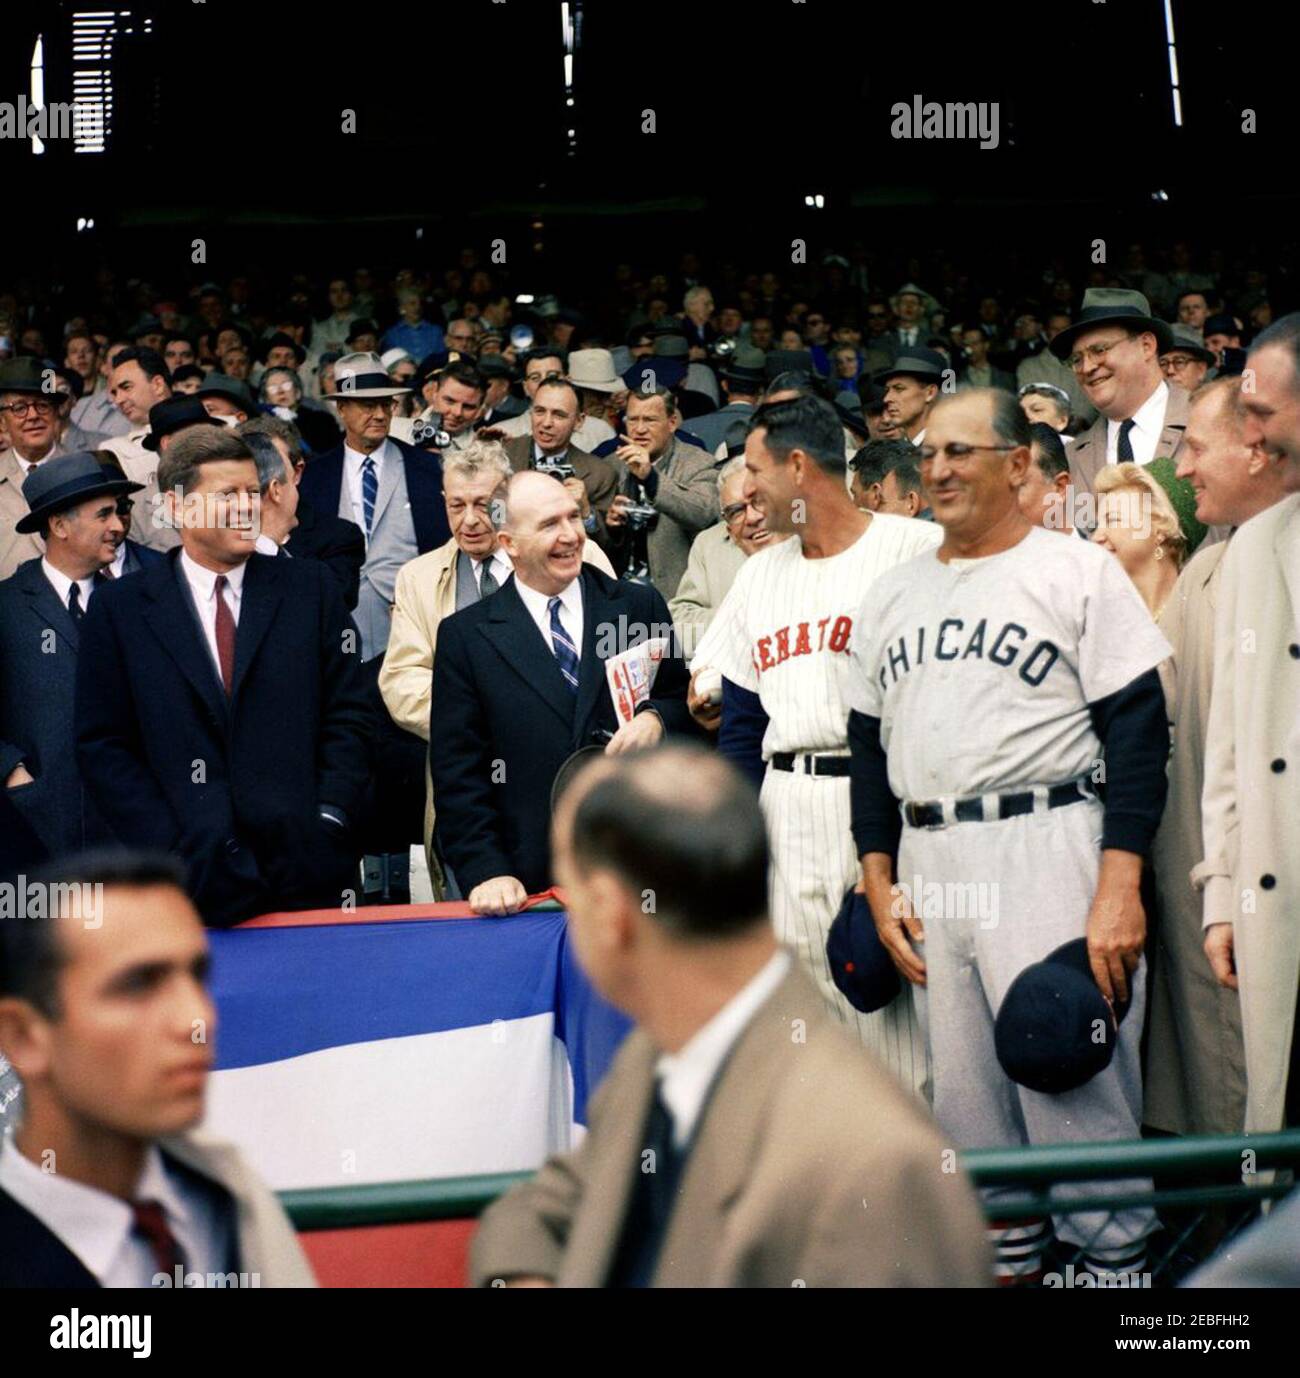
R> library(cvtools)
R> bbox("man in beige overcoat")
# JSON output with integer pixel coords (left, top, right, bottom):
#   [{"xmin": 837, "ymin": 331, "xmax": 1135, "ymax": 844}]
[
  {"xmin": 1146, "ymin": 378, "xmax": 1292, "ymax": 1135},
  {"xmin": 470, "ymin": 744, "xmax": 991, "ymax": 1288},
  {"xmin": 1199, "ymin": 316, "xmax": 1300, "ymax": 1135}
]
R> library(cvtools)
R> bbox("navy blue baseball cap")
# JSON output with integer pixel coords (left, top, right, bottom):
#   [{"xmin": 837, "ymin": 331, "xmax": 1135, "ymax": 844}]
[
  {"xmin": 826, "ymin": 889, "xmax": 901, "ymax": 1014},
  {"xmin": 994, "ymin": 939, "xmax": 1131, "ymax": 1095}
]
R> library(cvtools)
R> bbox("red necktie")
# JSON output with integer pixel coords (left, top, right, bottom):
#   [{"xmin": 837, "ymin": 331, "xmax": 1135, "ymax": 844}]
[
  {"xmin": 131, "ymin": 1199, "xmax": 186, "ymax": 1275},
  {"xmin": 213, "ymin": 574, "xmax": 236, "ymax": 697}
]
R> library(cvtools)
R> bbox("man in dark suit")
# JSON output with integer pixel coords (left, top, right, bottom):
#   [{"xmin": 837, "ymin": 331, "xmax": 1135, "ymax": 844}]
[
  {"xmin": 237, "ymin": 416, "xmax": 365, "ymax": 609},
  {"xmin": 297, "ymin": 351, "xmax": 451, "ymax": 661},
  {"xmin": 500, "ymin": 377, "xmax": 622, "ymax": 559},
  {"xmin": 1, "ymin": 453, "xmax": 141, "ymax": 857},
  {"xmin": 431, "ymin": 470, "xmax": 694, "ymax": 916},
  {"xmin": 75, "ymin": 425, "xmax": 371, "ymax": 927},
  {"xmin": 0, "ymin": 851, "xmax": 314, "ymax": 1287}
]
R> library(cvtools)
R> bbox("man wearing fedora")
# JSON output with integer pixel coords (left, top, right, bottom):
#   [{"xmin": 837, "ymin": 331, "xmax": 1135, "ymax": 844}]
[
  {"xmin": 473, "ymin": 353, "xmax": 528, "ymax": 428},
  {"xmin": 874, "ymin": 348, "xmax": 948, "ymax": 446},
  {"xmin": 0, "ymin": 454, "xmax": 142, "ymax": 854},
  {"xmin": 298, "ymin": 351, "xmax": 451, "ymax": 663},
  {"xmin": 97, "ymin": 346, "xmax": 179, "ymax": 555},
  {"xmin": 1159, "ymin": 325, "xmax": 1216, "ymax": 394},
  {"xmin": 1, "ymin": 357, "xmax": 74, "ymax": 580},
  {"xmin": 564, "ymin": 348, "xmax": 622, "ymax": 450},
  {"xmin": 481, "ymin": 347, "xmax": 569, "ymax": 441},
  {"xmin": 1051, "ymin": 289, "xmax": 1193, "ymax": 510},
  {"xmin": 688, "ymin": 345, "xmax": 766, "ymax": 455},
  {"xmin": 883, "ymin": 283, "xmax": 934, "ymax": 357},
  {"xmin": 196, "ymin": 373, "xmax": 258, "ymax": 424}
]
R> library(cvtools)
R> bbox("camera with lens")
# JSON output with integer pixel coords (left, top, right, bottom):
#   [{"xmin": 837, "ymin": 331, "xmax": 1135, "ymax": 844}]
[
  {"xmin": 621, "ymin": 501, "xmax": 659, "ymax": 531},
  {"xmin": 411, "ymin": 416, "xmax": 451, "ymax": 449},
  {"xmin": 534, "ymin": 458, "xmax": 576, "ymax": 482},
  {"xmin": 708, "ymin": 336, "xmax": 737, "ymax": 360}
]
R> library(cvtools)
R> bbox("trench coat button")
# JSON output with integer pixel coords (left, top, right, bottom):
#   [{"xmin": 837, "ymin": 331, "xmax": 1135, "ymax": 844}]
[
  {"xmin": 1290, "ymin": 643, "xmax": 1300, "ymax": 659},
  {"xmin": 1260, "ymin": 874, "xmax": 1276, "ymax": 890},
  {"xmin": 1272, "ymin": 759, "xmax": 1286, "ymax": 773}
]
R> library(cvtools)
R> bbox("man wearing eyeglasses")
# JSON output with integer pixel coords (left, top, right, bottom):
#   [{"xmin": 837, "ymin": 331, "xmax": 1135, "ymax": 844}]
[
  {"xmin": 1158, "ymin": 326, "xmax": 1215, "ymax": 394},
  {"xmin": 847, "ymin": 387, "xmax": 1171, "ymax": 1283},
  {"xmin": 1051, "ymin": 289, "xmax": 1191, "ymax": 511},
  {"xmin": 0, "ymin": 358, "xmax": 73, "ymax": 580}
]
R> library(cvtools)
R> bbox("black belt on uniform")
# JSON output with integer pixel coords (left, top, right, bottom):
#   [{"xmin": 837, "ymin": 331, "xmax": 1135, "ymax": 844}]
[
  {"xmin": 771, "ymin": 752, "xmax": 851, "ymax": 777},
  {"xmin": 903, "ymin": 778, "xmax": 1095, "ymax": 829}
]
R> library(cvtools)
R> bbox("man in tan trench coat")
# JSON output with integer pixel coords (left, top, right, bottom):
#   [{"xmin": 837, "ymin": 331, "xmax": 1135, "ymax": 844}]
[
  {"xmin": 1199, "ymin": 317, "xmax": 1300, "ymax": 1135},
  {"xmin": 470, "ymin": 744, "xmax": 991, "ymax": 1288},
  {"xmin": 1147, "ymin": 378, "xmax": 1292, "ymax": 1135}
]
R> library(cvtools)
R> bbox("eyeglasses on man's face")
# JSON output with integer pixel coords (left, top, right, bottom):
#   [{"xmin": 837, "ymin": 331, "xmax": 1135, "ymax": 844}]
[
  {"xmin": 1065, "ymin": 336, "xmax": 1132, "ymax": 372},
  {"xmin": 721, "ymin": 501, "xmax": 747, "ymax": 525},
  {"xmin": 0, "ymin": 398, "xmax": 57, "ymax": 418},
  {"xmin": 916, "ymin": 441, "xmax": 1020, "ymax": 464}
]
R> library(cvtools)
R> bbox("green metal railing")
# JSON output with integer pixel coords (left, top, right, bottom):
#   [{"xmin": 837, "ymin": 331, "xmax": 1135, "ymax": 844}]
[{"xmin": 281, "ymin": 1130, "xmax": 1300, "ymax": 1233}]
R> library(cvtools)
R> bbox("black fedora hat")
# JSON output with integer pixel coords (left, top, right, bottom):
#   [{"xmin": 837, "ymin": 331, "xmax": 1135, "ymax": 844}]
[
  {"xmin": 16, "ymin": 451, "xmax": 143, "ymax": 533},
  {"xmin": 143, "ymin": 395, "xmax": 218, "ymax": 452},
  {"xmin": 993, "ymin": 938, "xmax": 1131, "ymax": 1095},
  {"xmin": 1048, "ymin": 288, "xmax": 1174, "ymax": 361},
  {"xmin": 1161, "ymin": 324, "xmax": 1216, "ymax": 366},
  {"xmin": 833, "ymin": 390, "xmax": 871, "ymax": 440},
  {"xmin": 0, "ymin": 356, "xmax": 53, "ymax": 397},
  {"xmin": 826, "ymin": 888, "xmax": 902, "ymax": 1014}
]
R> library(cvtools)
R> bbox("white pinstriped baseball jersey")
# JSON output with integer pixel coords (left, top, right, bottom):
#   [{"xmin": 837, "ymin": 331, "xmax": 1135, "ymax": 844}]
[{"xmin": 700, "ymin": 512, "xmax": 943, "ymax": 755}]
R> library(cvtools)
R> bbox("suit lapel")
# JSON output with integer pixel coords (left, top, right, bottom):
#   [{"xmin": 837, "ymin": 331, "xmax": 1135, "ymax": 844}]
[
  {"xmin": 368, "ymin": 441, "xmax": 401, "ymax": 531},
  {"xmin": 478, "ymin": 577, "xmax": 576, "ymax": 730},
  {"xmin": 19, "ymin": 561, "xmax": 80, "ymax": 650},
  {"xmin": 1157, "ymin": 381, "xmax": 1189, "ymax": 460},
  {"xmin": 142, "ymin": 556, "xmax": 230, "ymax": 726},
  {"xmin": 573, "ymin": 568, "xmax": 617, "ymax": 733},
  {"xmin": 230, "ymin": 555, "xmax": 283, "ymax": 702},
  {"xmin": 559, "ymin": 1035, "xmax": 658, "ymax": 1287}
]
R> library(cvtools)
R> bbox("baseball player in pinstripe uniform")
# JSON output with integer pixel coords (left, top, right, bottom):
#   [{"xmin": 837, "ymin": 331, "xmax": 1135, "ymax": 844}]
[
  {"xmin": 846, "ymin": 389, "xmax": 1172, "ymax": 1282},
  {"xmin": 694, "ymin": 394, "xmax": 941, "ymax": 1095}
]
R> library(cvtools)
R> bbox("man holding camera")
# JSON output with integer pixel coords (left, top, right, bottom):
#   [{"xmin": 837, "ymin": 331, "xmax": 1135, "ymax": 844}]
[
  {"xmin": 607, "ymin": 386, "xmax": 720, "ymax": 597},
  {"xmin": 501, "ymin": 378, "xmax": 622, "ymax": 560}
]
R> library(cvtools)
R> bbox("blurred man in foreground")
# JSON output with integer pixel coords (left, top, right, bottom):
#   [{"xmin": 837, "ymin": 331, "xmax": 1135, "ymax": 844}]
[
  {"xmin": 470, "ymin": 744, "xmax": 991, "ymax": 1287},
  {"xmin": 0, "ymin": 851, "xmax": 314, "ymax": 1287}
]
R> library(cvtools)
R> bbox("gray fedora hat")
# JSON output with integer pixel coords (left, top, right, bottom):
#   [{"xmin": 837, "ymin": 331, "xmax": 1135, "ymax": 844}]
[
  {"xmin": 1161, "ymin": 324, "xmax": 1216, "ymax": 366},
  {"xmin": 1049, "ymin": 288, "xmax": 1174, "ymax": 361},
  {"xmin": 196, "ymin": 372, "xmax": 260, "ymax": 417},
  {"xmin": 721, "ymin": 344, "xmax": 767, "ymax": 386},
  {"xmin": 17, "ymin": 451, "xmax": 143, "ymax": 533},
  {"xmin": 873, "ymin": 347, "xmax": 949, "ymax": 384},
  {"xmin": 323, "ymin": 351, "xmax": 413, "ymax": 401}
]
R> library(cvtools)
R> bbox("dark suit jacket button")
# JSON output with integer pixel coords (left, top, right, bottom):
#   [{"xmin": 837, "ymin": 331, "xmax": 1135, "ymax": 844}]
[
  {"xmin": 1260, "ymin": 874, "xmax": 1276, "ymax": 890},
  {"xmin": 1272, "ymin": 758, "xmax": 1286, "ymax": 773},
  {"xmin": 225, "ymin": 837, "xmax": 240, "ymax": 855}
]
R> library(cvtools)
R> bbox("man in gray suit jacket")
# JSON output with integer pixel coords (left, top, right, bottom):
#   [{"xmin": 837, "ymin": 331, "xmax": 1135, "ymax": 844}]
[
  {"xmin": 606, "ymin": 387, "xmax": 720, "ymax": 599},
  {"xmin": 0, "ymin": 453, "xmax": 142, "ymax": 857},
  {"xmin": 687, "ymin": 346, "xmax": 766, "ymax": 455},
  {"xmin": 1049, "ymin": 289, "xmax": 1189, "ymax": 513}
]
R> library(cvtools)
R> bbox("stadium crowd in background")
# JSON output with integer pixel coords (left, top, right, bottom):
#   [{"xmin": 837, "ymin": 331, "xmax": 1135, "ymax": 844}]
[{"xmin": 0, "ymin": 238, "xmax": 1297, "ymax": 1288}]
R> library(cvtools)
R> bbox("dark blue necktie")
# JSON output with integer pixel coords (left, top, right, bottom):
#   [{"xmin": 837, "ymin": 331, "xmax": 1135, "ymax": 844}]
[
  {"xmin": 361, "ymin": 456, "xmax": 378, "ymax": 537},
  {"xmin": 548, "ymin": 596, "xmax": 580, "ymax": 693},
  {"xmin": 1117, "ymin": 418, "xmax": 1136, "ymax": 462}
]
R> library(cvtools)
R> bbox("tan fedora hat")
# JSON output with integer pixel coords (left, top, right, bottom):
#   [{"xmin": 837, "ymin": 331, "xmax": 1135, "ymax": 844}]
[
  {"xmin": 323, "ymin": 351, "xmax": 413, "ymax": 401},
  {"xmin": 566, "ymin": 348, "xmax": 624, "ymax": 394}
]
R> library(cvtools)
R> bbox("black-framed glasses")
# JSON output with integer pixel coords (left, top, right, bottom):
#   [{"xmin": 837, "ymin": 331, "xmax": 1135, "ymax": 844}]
[
  {"xmin": 916, "ymin": 442, "xmax": 1020, "ymax": 463},
  {"xmin": 721, "ymin": 501, "xmax": 747, "ymax": 524},
  {"xmin": 0, "ymin": 398, "xmax": 57, "ymax": 418}
]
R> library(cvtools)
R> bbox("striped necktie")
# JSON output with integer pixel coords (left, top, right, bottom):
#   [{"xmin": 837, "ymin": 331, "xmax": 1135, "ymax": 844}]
[
  {"xmin": 548, "ymin": 596, "xmax": 580, "ymax": 694},
  {"xmin": 361, "ymin": 456, "xmax": 378, "ymax": 536}
]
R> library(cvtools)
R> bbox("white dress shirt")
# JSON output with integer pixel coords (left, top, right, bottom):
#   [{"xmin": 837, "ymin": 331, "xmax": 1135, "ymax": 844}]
[
  {"xmin": 107, "ymin": 542, "xmax": 128, "ymax": 578},
  {"xmin": 0, "ymin": 1135, "xmax": 233, "ymax": 1287},
  {"xmin": 343, "ymin": 438, "xmax": 392, "ymax": 534},
  {"xmin": 179, "ymin": 550, "xmax": 246, "ymax": 681},
  {"xmin": 41, "ymin": 559, "xmax": 97, "ymax": 615},
  {"xmin": 1106, "ymin": 380, "xmax": 1169, "ymax": 466},
  {"xmin": 514, "ymin": 573, "xmax": 584, "ymax": 661},
  {"xmin": 655, "ymin": 949, "xmax": 792, "ymax": 1148},
  {"xmin": 254, "ymin": 532, "xmax": 287, "ymax": 557}
]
